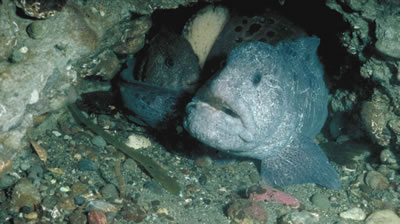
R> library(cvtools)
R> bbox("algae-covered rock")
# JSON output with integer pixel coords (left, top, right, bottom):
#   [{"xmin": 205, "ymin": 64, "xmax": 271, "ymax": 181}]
[
  {"xmin": 375, "ymin": 14, "xmax": 400, "ymax": 59},
  {"xmin": 11, "ymin": 178, "xmax": 41, "ymax": 210},
  {"xmin": 0, "ymin": 0, "xmax": 201, "ymax": 163},
  {"xmin": 360, "ymin": 93, "xmax": 392, "ymax": 146},
  {"xmin": 326, "ymin": 0, "xmax": 400, "ymax": 153}
]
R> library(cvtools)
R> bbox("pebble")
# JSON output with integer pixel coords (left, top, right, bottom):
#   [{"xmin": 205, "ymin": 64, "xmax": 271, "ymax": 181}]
[
  {"xmin": 100, "ymin": 184, "xmax": 119, "ymax": 200},
  {"xmin": 42, "ymin": 195, "xmax": 59, "ymax": 208},
  {"xmin": 194, "ymin": 156, "xmax": 213, "ymax": 168},
  {"xmin": 20, "ymin": 161, "xmax": 31, "ymax": 171},
  {"xmin": 74, "ymin": 196, "xmax": 86, "ymax": 206},
  {"xmin": 87, "ymin": 200, "xmax": 119, "ymax": 213},
  {"xmin": 71, "ymin": 183, "xmax": 88, "ymax": 195},
  {"xmin": 24, "ymin": 212, "xmax": 38, "ymax": 220},
  {"xmin": 366, "ymin": 209, "xmax": 400, "ymax": 224},
  {"xmin": 143, "ymin": 180, "xmax": 163, "ymax": 195},
  {"xmin": 120, "ymin": 203, "xmax": 147, "ymax": 222},
  {"xmin": 227, "ymin": 198, "xmax": 268, "ymax": 224},
  {"xmin": 52, "ymin": 130, "xmax": 62, "ymax": 137},
  {"xmin": 375, "ymin": 16, "xmax": 400, "ymax": 59},
  {"xmin": 69, "ymin": 209, "xmax": 87, "ymax": 224},
  {"xmin": 0, "ymin": 190, "xmax": 6, "ymax": 203},
  {"xmin": 365, "ymin": 170, "xmax": 389, "ymax": 190},
  {"xmin": 88, "ymin": 210, "xmax": 107, "ymax": 224},
  {"xmin": 26, "ymin": 21, "xmax": 49, "ymax": 39},
  {"xmin": 310, "ymin": 193, "xmax": 331, "ymax": 210},
  {"xmin": 28, "ymin": 164, "xmax": 44, "ymax": 179},
  {"xmin": 57, "ymin": 197, "xmax": 76, "ymax": 211},
  {"xmin": 0, "ymin": 174, "xmax": 15, "ymax": 189},
  {"xmin": 380, "ymin": 149, "xmax": 397, "ymax": 164},
  {"xmin": 91, "ymin": 136, "xmax": 107, "ymax": 148},
  {"xmin": 77, "ymin": 159, "xmax": 97, "ymax": 171},
  {"xmin": 125, "ymin": 134, "xmax": 151, "ymax": 149},
  {"xmin": 198, "ymin": 174, "xmax": 207, "ymax": 185},
  {"xmin": 60, "ymin": 186, "xmax": 71, "ymax": 193},
  {"xmin": 10, "ymin": 49, "xmax": 25, "ymax": 63},
  {"xmin": 339, "ymin": 207, "xmax": 366, "ymax": 221},
  {"xmin": 122, "ymin": 158, "xmax": 137, "ymax": 172},
  {"xmin": 279, "ymin": 211, "xmax": 319, "ymax": 224}
]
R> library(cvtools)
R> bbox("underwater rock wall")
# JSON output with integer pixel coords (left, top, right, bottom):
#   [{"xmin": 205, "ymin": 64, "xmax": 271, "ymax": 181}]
[
  {"xmin": 0, "ymin": 0, "xmax": 199, "ymax": 170},
  {"xmin": 326, "ymin": 0, "xmax": 400, "ymax": 147},
  {"xmin": 1, "ymin": 0, "xmax": 400, "ymax": 174}
]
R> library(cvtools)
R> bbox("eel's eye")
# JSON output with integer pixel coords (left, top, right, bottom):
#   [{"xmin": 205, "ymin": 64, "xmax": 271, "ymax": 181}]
[
  {"xmin": 252, "ymin": 73, "xmax": 262, "ymax": 86},
  {"xmin": 165, "ymin": 57, "xmax": 174, "ymax": 67}
]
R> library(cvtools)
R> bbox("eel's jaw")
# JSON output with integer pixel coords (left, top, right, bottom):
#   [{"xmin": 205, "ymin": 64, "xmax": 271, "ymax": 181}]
[{"xmin": 184, "ymin": 98, "xmax": 255, "ymax": 152}]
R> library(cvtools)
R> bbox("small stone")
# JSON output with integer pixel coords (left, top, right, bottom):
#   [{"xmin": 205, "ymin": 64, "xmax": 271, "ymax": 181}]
[
  {"xmin": 88, "ymin": 210, "xmax": 107, "ymax": 224},
  {"xmin": 91, "ymin": 136, "xmax": 107, "ymax": 148},
  {"xmin": 52, "ymin": 130, "xmax": 62, "ymax": 137},
  {"xmin": 380, "ymin": 149, "xmax": 398, "ymax": 165},
  {"xmin": 125, "ymin": 134, "xmax": 151, "ymax": 149},
  {"xmin": 29, "ymin": 164, "xmax": 44, "ymax": 178},
  {"xmin": 0, "ymin": 174, "xmax": 16, "ymax": 190},
  {"xmin": 100, "ymin": 184, "xmax": 119, "ymax": 200},
  {"xmin": 112, "ymin": 16, "xmax": 152, "ymax": 54},
  {"xmin": 122, "ymin": 158, "xmax": 137, "ymax": 172},
  {"xmin": 24, "ymin": 212, "xmax": 38, "ymax": 220},
  {"xmin": 42, "ymin": 195, "xmax": 59, "ymax": 208},
  {"xmin": 20, "ymin": 206, "xmax": 33, "ymax": 214},
  {"xmin": 26, "ymin": 21, "xmax": 49, "ymax": 39},
  {"xmin": 20, "ymin": 161, "xmax": 31, "ymax": 171},
  {"xmin": 194, "ymin": 156, "xmax": 213, "ymax": 168},
  {"xmin": 87, "ymin": 200, "xmax": 119, "ymax": 213},
  {"xmin": 73, "ymin": 153, "xmax": 82, "ymax": 161},
  {"xmin": 365, "ymin": 170, "xmax": 389, "ymax": 190},
  {"xmin": 227, "ymin": 198, "xmax": 268, "ymax": 224},
  {"xmin": 151, "ymin": 200, "xmax": 161, "ymax": 208},
  {"xmin": 60, "ymin": 186, "xmax": 71, "ymax": 192},
  {"xmin": 0, "ymin": 190, "xmax": 7, "ymax": 203},
  {"xmin": 156, "ymin": 207, "xmax": 169, "ymax": 215},
  {"xmin": 69, "ymin": 209, "xmax": 87, "ymax": 224},
  {"xmin": 310, "ymin": 193, "xmax": 331, "ymax": 210},
  {"xmin": 198, "ymin": 174, "xmax": 207, "ymax": 185},
  {"xmin": 143, "ymin": 180, "xmax": 163, "ymax": 195},
  {"xmin": 375, "ymin": 16, "xmax": 400, "ymax": 59},
  {"xmin": 57, "ymin": 197, "xmax": 76, "ymax": 211},
  {"xmin": 74, "ymin": 196, "xmax": 86, "ymax": 206},
  {"xmin": 11, "ymin": 49, "xmax": 25, "ymax": 63},
  {"xmin": 78, "ymin": 159, "xmax": 97, "ymax": 171},
  {"xmin": 366, "ymin": 210, "xmax": 400, "ymax": 224},
  {"xmin": 279, "ymin": 211, "xmax": 319, "ymax": 224},
  {"xmin": 71, "ymin": 183, "xmax": 88, "ymax": 195},
  {"xmin": 120, "ymin": 203, "xmax": 147, "ymax": 222},
  {"xmin": 340, "ymin": 207, "xmax": 366, "ymax": 221}
]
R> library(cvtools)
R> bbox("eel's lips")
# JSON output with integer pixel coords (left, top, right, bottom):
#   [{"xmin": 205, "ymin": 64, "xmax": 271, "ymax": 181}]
[{"xmin": 184, "ymin": 100, "xmax": 255, "ymax": 151}]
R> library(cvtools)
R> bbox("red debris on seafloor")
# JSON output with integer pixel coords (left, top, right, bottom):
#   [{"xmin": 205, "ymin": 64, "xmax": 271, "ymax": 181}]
[
  {"xmin": 248, "ymin": 184, "xmax": 301, "ymax": 208},
  {"xmin": 88, "ymin": 210, "xmax": 107, "ymax": 224}
]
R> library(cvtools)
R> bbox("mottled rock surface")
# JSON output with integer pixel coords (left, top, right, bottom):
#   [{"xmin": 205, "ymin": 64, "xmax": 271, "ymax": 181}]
[
  {"xmin": 0, "ymin": 0, "xmax": 200, "ymax": 166},
  {"xmin": 326, "ymin": 0, "xmax": 400, "ymax": 148}
]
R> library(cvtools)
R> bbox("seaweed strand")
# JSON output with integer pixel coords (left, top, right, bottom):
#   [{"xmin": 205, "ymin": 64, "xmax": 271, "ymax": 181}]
[{"xmin": 68, "ymin": 103, "xmax": 181, "ymax": 195}]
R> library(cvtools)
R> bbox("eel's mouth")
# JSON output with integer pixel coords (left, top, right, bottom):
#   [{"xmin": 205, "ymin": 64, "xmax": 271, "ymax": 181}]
[
  {"xmin": 193, "ymin": 87, "xmax": 240, "ymax": 119},
  {"xmin": 186, "ymin": 86, "xmax": 255, "ymax": 144}
]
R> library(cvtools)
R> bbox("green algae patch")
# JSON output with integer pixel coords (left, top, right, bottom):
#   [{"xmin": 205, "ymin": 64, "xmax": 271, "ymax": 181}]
[{"xmin": 68, "ymin": 103, "xmax": 181, "ymax": 195}]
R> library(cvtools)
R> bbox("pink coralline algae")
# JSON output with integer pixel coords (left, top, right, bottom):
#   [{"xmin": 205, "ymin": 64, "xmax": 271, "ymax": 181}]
[
  {"xmin": 227, "ymin": 198, "xmax": 268, "ymax": 224},
  {"xmin": 248, "ymin": 184, "xmax": 301, "ymax": 208}
]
